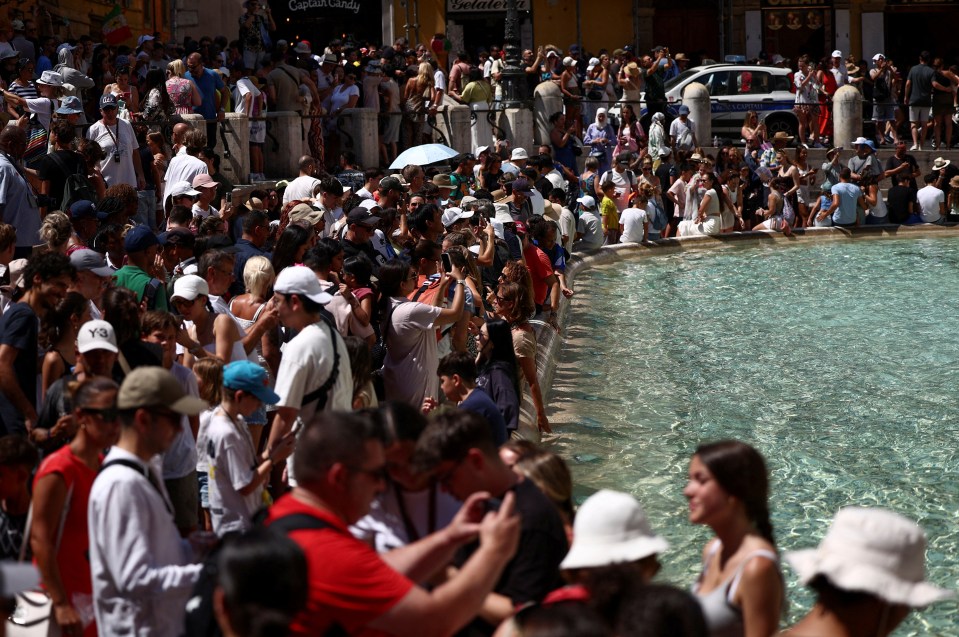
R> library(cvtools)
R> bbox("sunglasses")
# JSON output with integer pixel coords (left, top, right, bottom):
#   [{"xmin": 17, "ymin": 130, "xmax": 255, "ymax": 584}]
[{"xmin": 81, "ymin": 406, "xmax": 119, "ymax": 421}]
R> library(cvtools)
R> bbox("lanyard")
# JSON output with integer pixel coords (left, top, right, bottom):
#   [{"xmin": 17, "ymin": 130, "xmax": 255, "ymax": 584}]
[{"xmin": 392, "ymin": 480, "xmax": 437, "ymax": 543}]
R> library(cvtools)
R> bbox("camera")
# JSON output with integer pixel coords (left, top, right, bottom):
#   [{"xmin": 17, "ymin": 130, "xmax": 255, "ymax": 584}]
[{"xmin": 112, "ymin": 150, "xmax": 121, "ymax": 163}]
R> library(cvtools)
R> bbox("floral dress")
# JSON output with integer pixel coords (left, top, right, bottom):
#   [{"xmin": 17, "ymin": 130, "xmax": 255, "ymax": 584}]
[{"xmin": 166, "ymin": 77, "xmax": 195, "ymax": 115}]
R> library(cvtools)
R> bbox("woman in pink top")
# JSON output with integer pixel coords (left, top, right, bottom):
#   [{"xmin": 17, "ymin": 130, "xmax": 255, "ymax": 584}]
[{"xmin": 165, "ymin": 59, "xmax": 202, "ymax": 115}]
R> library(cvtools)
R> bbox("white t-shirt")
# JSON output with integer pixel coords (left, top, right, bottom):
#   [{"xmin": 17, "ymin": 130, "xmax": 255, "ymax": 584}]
[
  {"xmin": 274, "ymin": 320, "xmax": 353, "ymax": 482},
  {"xmin": 619, "ymin": 207, "xmax": 649, "ymax": 243},
  {"xmin": 163, "ymin": 154, "xmax": 208, "ymax": 209},
  {"xmin": 191, "ymin": 203, "xmax": 219, "ymax": 219},
  {"xmin": 87, "ymin": 118, "xmax": 139, "ymax": 188},
  {"xmin": 161, "ymin": 363, "xmax": 199, "ymax": 480},
  {"xmin": 383, "ymin": 298, "xmax": 443, "ymax": 408},
  {"xmin": 917, "ymin": 185, "xmax": 945, "ymax": 222},
  {"xmin": 351, "ymin": 484, "xmax": 462, "ymax": 553},
  {"xmin": 206, "ymin": 408, "xmax": 261, "ymax": 536},
  {"xmin": 282, "ymin": 175, "xmax": 321, "ymax": 203},
  {"xmin": 600, "ymin": 167, "xmax": 637, "ymax": 212},
  {"xmin": 669, "ymin": 117, "xmax": 695, "ymax": 151}
]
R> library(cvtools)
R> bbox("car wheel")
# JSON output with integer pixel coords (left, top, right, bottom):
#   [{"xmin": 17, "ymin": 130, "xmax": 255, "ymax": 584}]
[{"xmin": 764, "ymin": 114, "xmax": 798, "ymax": 139}]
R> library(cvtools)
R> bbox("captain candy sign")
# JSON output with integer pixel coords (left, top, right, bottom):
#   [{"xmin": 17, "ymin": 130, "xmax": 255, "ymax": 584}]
[{"xmin": 288, "ymin": 0, "xmax": 361, "ymax": 13}]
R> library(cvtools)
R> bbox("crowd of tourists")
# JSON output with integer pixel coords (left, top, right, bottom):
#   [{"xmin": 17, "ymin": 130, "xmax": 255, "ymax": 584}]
[{"xmin": 0, "ymin": 13, "xmax": 956, "ymax": 637}]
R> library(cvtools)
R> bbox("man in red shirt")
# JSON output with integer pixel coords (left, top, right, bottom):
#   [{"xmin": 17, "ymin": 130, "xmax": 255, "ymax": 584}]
[
  {"xmin": 516, "ymin": 221, "xmax": 559, "ymax": 323},
  {"xmin": 266, "ymin": 411, "xmax": 520, "ymax": 637}
]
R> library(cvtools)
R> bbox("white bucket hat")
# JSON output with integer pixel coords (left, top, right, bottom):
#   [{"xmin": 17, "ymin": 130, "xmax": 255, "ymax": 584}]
[
  {"xmin": 37, "ymin": 70, "xmax": 65, "ymax": 87},
  {"xmin": 785, "ymin": 507, "xmax": 954, "ymax": 608},
  {"xmin": 560, "ymin": 490, "xmax": 669, "ymax": 570}
]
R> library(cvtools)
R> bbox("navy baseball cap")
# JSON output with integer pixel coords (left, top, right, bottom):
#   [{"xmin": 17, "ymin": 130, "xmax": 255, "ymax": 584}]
[
  {"xmin": 123, "ymin": 225, "xmax": 160, "ymax": 252},
  {"xmin": 100, "ymin": 94, "xmax": 118, "ymax": 109},
  {"xmin": 68, "ymin": 200, "xmax": 97, "ymax": 220}
]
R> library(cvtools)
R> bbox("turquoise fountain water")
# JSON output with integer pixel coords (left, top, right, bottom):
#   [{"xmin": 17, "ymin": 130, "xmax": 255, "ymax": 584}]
[{"xmin": 550, "ymin": 237, "xmax": 959, "ymax": 636}]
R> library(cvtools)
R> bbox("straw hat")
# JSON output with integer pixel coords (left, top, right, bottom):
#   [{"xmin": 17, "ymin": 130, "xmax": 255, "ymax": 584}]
[
  {"xmin": 932, "ymin": 157, "xmax": 951, "ymax": 171},
  {"xmin": 949, "ymin": 176, "xmax": 959, "ymax": 189},
  {"xmin": 771, "ymin": 131, "xmax": 794, "ymax": 144},
  {"xmin": 786, "ymin": 507, "xmax": 953, "ymax": 608},
  {"xmin": 560, "ymin": 490, "xmax": 669, "ymax": 570},
  {"xmin": 625, "ymin": 62, "xmax": 640, "ymax": 77}
]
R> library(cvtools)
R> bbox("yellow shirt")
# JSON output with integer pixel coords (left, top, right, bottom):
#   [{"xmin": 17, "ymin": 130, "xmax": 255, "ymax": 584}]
[{"xmin": 600, "ymin": 196, "xmax": 619, "ymax": 231}]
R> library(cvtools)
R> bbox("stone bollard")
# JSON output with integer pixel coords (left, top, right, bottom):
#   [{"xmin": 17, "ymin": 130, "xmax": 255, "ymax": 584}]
[
  {"xmin": 682, "ymin": 82, "xmax": 711, "ymax": 149},
  {"xmin": 444, "ymin": 103, "xmax": 473, "ymax": 153},
  {"xmin": 263, "ymin": 111, "xmax": 304, "ymax": 179},
  {"xmin": 219, "ymin": 113, "xmax": 250, "ymax": 186},
  {"xmin": 533, "ymin": 81, "xmax": 563, "ymax": 146},
  {"xmin": 470, "ymin": 102, "xmax": 494, "ymax": 152},
  {"xmin": 832, "ymin": 85, "xmax": 863, "ymax": 151},
  {"xmin": 499, "ymin": 108, "xmax": 534, "ymax": 155},
  {"xmin": 341, "ymin": 108, "xmax": 379, "ymax": 170}
]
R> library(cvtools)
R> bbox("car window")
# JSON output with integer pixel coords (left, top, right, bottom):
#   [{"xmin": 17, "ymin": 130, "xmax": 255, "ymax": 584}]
[
  {"xmin": 731, "ymin": 71, "xmax": 771, "ymax": 95},
  {"xmin": 771, "ymin": 73, "xmax": 792, "ymax": 92},
  {"xmin": 699, "ymin": 72, "xmax": 730, "ymax": 97},
  {"xmin": 665, "ymin": 68, "xmax": 700, "ymax": 92}
]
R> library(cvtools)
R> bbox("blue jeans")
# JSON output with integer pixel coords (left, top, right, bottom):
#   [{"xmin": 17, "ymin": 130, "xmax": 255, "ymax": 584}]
[{"xmin": 135, "ymin": 190, "xmax": 158, "ymax": 232}]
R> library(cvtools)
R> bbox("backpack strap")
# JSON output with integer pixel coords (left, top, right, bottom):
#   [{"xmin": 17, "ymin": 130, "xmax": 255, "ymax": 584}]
[
  {"xmin": 267, "ymin": 512, "xmax": 337, "ymax": 535},
  {"xmin": 300, "ymin": 314, "xmax": 341, "ymax": 411},
  {"xmin": 410, "ymin": 279, "xmax": 432, "ymax": 302},
  {"xmin": 143, "ymin": 278, "xmax": 162, "ymax": 311},
  {"xmin": 101, "ymin": 458, "xmax": 173, "ymax": 515}
]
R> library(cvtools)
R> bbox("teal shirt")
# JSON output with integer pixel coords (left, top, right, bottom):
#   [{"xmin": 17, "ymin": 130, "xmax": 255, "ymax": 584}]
[{"xmin": 113, "ymin": 264, "xmax": 168, "ymax": 312}]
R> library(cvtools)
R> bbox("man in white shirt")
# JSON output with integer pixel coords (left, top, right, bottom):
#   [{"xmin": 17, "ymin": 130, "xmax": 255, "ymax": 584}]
[
  {"xmin": 88, "ymin": 367, "xmax": 208, "ymax": 637},
  {"xmin": 86, "ymin": 94, "xmax": 144, "ymax": 189},
  {"xmin": 917, "ymin": 173, "xmax": 946, "ymax": 223},
  {"xmin": 163, "ymin": 128, "xmax": 209, "ymax": 212},
  {"xmin": 282, "ymin": 155, "xmax": 322, "ymax": 203},
  {"xmin": 266, "ymin": 266, "xmax": 353, "ymax": 485},
  {"xmin": 830, "ymin": 50, "xmax": 849, "ymax": 87}
]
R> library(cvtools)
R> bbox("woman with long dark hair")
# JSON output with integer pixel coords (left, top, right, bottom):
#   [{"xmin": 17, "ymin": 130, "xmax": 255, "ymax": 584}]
[
  {"xmin": 475, "ymin": 318, "xmax": 520, "ymax": 435},
  {"xmin": 141, "ymin": 69, "xmax": 175, "ymax": 124},
  {"xmin": 490, "ymin": 280, "xmax": 550, "ymax": 434},
  {"xmin": 31, "ymin": 376, "xmax": 120, "ymax": 637},
  {"xmin": 40, "ymin": 292, "xmax": 90, "ymax": 400},
  {"xmin": 684, "ymin": 440, "xmax": 783, "ymax": 637},
  {"xmin": 270, "ymin": 223, "xmax": 314, "ymax": 275},
  {"xmin": 377, "ymin": 259, "xmax": 465, "ymax": 409}
]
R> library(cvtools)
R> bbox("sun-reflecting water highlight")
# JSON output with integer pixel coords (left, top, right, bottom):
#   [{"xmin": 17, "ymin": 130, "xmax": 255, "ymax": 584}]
[{"xmin": 551, "ymin": 237, "xmax": 959, "ymax": 636}]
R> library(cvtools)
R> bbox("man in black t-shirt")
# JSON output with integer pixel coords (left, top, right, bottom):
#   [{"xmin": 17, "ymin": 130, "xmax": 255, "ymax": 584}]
[
  {"xmin": 883, "ymin": 141, "xmax": 921, "ymax": 194},
  {"xmin": 340, "ymin": 207, "xmax": 382, "ymax": 271},
  {"xmin": 0, "ymin": 252, "xmax": 75, "ymax": 435},
  {"xmin": 413, "ymin": 411, "xmax": 568, "ymax": 636},
  {"xmin": 36, "ymin": 120, "xmax": 85, "ymax": 214}
]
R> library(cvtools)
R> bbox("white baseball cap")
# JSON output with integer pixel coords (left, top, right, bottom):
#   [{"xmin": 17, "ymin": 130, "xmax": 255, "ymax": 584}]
[
  {"xmin": 873, "ymin": 53, "xmax": 885, "ymax": 62},
  {"xmin": 168, "ymin": 180, "xmax": 201, "ymax": 198},
  {"xmin": 77, "ymin": 320, "xmax": 119, "ymax": 354},
  {"xmin": 171, "ymin": 274, "xmax": 210, "ymax": 303},
  {"xmin": 831, "ymin": 50, "xmax": 842, "ymax": 58},
  {"xmin": 576, "ymin": 195, "xmax": 596, "ymax": 209},
  {"xmin": 441, "ymin": 207, "xmax": 474, "ymax": 227},
  {"xmin": 511, "ymin": 147, "xmax": 528, "ymax": 161},
  {"xmin": 274, "ymin": 265, "xmax": 333, "ymax": 305}
]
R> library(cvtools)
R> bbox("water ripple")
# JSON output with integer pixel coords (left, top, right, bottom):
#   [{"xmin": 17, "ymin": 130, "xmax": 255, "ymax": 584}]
[{"xmin": 552, "ymin": 237, "xmax": 959, "ymax": 635}]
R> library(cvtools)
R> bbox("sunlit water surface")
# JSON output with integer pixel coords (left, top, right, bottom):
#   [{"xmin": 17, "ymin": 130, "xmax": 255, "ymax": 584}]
[{"xmin": 551, "ymin": 237, "xmax": 959, "ymax": 635}]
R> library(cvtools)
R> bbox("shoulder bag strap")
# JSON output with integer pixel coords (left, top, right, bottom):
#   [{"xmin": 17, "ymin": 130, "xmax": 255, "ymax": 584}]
[{"xmin": 299, "ymin": 316, "xmax": 341, "ymax": 410}]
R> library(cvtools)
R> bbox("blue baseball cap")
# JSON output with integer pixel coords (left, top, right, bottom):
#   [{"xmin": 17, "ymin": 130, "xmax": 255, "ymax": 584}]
[
  {"xmin": 678, "ymin": 104, "xmax": 690, "ymax": 115},
  {"xmin": 223, "ymin": 361, "xmax": 280, "ymax": 404},
  {"xmin": 123, "ymin": 225, "xmax": 160, "ymax": 253},
  {"xmin": 99, "ymin": 94, "xmax": 118, "ymax": 110}
]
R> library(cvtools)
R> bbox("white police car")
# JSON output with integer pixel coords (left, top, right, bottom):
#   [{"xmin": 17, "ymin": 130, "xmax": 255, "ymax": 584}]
[{"xmin": 612, "ymin": 64, "xmax": 798, "ymax": 143}]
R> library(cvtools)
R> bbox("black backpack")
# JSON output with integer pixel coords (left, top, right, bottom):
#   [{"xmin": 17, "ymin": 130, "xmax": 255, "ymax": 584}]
[
  {"xmin": 48, "ymin": 151, "xmax": 99, "ymax": 209},
  {"xmin": 182, "ymin": 513, "xmax": 347, "ymax": 637}
]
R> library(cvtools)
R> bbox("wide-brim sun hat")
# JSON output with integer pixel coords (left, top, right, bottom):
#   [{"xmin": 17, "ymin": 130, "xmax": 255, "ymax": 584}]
[
  {"xmin": 560, "ymin": 490, "xmax": 669, "ymax": 570},
  {"xmin": 932, "ymin": 157, "xmax": 951, "ymax": 171},
  {"xmin": 785, "ymin": 507, "xmax": 954, "ymax": 608},
  {"xmin": 772, "ymin": 131, "xmax": 794, "ymax": 143}
]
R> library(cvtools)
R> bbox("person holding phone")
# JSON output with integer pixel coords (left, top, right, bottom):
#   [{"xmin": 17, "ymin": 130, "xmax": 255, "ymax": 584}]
[{"xmin": 377, "ymin": 258, "xmax": 466, "ymax": 409}]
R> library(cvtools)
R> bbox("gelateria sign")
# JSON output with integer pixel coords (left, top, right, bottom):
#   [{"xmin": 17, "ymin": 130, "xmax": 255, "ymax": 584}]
[
  {"xmin": 760, "ymin": 0, "xmax": 829, "ymax": 6},
  {"xmin": 288, "ymin": 0, "xmax": 361, "ymax": 13},
  {"xmin": 447, "ymin": 0, "xmax": 530, "ymax": 12}
]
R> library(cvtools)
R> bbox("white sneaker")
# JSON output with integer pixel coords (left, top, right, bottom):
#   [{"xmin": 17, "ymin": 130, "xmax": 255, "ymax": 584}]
[{"xmin": 909, "ymin": 144, "xmax": 919, "ymax": 151}]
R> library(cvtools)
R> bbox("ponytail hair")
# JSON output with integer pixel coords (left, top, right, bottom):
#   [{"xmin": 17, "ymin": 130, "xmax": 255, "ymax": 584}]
[{"xmin": 695, "ymin": 439, "xmax": 776, "ymax": 548}]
